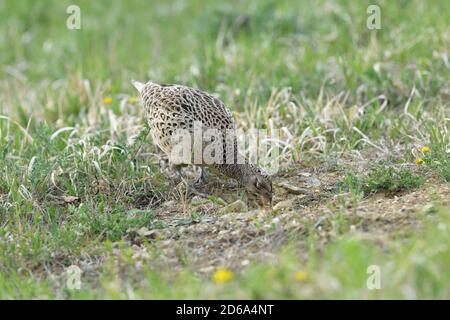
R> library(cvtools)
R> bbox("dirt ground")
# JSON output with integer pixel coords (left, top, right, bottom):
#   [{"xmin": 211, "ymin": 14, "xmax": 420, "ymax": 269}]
[{"xmin": 120, "ymin": 159, "xmax": 450, "ymax": 276}]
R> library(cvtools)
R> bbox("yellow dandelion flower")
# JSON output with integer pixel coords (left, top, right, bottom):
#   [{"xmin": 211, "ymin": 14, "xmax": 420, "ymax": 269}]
[
  {"xmin": 294, "ymin": 270, "xmax": 308, "ymax": 282},
  {"xmin": 103, "ymin": 97, "xmax": 113, "ymax": 104},
  {"xmin": 128, "ymin": 96, "xmax": 139, "ymax": 103},
  {"xmin": 213, "ymin": 268, "xmax": 234, "ymax": 284},
  {"xmin": 415, "ymin": 158, "xmax": 424, "ymax": 165},
  {"xmin": 421, "ymin": 146, "xmax": 430, "ymax": 153}
]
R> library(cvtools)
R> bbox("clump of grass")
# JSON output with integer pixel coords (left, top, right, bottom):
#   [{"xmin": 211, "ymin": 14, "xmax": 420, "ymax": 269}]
[
  {"xmin": 341, "ymin": 164, "xmax": 425, "ymax": 199},
  {"xmin": 424, "ymin": 127, "xmax": 450, "ymax": 182}
]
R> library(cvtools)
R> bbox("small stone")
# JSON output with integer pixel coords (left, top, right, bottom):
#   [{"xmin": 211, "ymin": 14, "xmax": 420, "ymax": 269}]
[
  {"xmin": 273, "ymin": 198, "xmax": 294, "ymax": 211},
  {"xmin": 199, "ymin": 266, "xmax": 215, "ymax": 273},
  {"xmin": 305, "ymin": 177, "xmax": 321, "ymax": 187},
  {"xmin": 299, "ymin": 172, "xmax": 311, "ymax": 177},
  {"xmin": 277, "ymin": 182, "xmax": 309, "ymax": 195},
  {"xmin": 137, "ymin": 227, "xmax": 162, "ymax": 239},
  {"xmin": 62, "ymin": 195, "xmax": 79, "ymax": 203},
  {"xmin": 136, "ymin": 227, "xmax": 151, "ymax": 237}
]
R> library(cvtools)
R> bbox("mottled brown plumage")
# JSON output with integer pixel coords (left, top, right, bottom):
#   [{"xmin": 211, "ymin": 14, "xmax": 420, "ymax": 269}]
[{"xmin": 133, "ymin": 80, "xmax": 272, "ymax": 207}]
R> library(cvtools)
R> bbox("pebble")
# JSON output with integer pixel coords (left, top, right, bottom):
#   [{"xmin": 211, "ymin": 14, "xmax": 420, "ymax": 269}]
[
  {"xmin": 277, "ymin": 182, "xmax": 309, "ymax": 195},
  {"xmin": 273, "ymin": 198, "xmax": 295, "ymax": 211}
]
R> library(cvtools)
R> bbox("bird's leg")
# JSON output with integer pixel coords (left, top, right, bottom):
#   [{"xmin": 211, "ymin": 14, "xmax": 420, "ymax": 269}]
[
  {"xmin": 170, "ymin": 163, "xmax": 208, "ymax": 198},
  {"xmin": 193, "ymin": 166, "xmax": 207, "ymax": 187},
  {"xmin": 169, "ymin": 163, "xmax": 183, "ymax": 182},
  {"xmin": 188, "ymin": 169, "xmax": 209, "ymax": 198},
  {"xmin": 160, "ymin": 158, "xmax": 169, "ymax": 172},
  {"xmin": 186, "ymin": 179, "xmax": 208, "ymax": 199}
]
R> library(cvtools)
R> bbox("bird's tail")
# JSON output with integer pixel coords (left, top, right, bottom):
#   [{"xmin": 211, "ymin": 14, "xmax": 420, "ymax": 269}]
[{"xmin": 131, "ymin": 79, "xmax": 145, "ymax": 92}]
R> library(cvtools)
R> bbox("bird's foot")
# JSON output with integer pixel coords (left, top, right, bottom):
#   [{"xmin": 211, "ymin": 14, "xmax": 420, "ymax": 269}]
[{"xmin": 186, "ymin": 184, "xmax": 209, "ymax": 198}]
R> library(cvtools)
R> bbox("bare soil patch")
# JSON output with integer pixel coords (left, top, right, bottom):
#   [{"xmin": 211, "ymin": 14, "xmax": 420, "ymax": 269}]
[{"xmin": 124, "ymin": 163, "xmax": 450, "ymax": 274}]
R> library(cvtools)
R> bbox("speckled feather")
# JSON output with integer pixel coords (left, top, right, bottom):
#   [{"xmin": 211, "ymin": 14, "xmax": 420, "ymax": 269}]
[{"xmin": 140, "ymin": 82, "xmax": 236, "ymax": 161}]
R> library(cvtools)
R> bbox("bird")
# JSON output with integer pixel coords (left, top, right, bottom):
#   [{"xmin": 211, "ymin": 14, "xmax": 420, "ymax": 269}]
[{"xmin": 132, "ymin": 80, "xmax": 272, "ymax": 207}]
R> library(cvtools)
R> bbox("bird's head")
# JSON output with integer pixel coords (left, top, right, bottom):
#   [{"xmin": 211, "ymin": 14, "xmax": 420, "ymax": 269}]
[{"xmin": 243, "ymin": 169, "xmax": 273, "ymax": 208}]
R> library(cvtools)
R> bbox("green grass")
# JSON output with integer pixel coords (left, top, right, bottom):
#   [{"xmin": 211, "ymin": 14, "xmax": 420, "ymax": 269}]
[
  {"xmin": 1, "ymin": 0, "xmax": 449, "ymax": 299},
  {"xmin": 1, "ymin": 205, "xmax": 449, "ymax": 299},
  {"xmin": 340, "ymin": 163, "xmax": 426, "ymax": 200}
]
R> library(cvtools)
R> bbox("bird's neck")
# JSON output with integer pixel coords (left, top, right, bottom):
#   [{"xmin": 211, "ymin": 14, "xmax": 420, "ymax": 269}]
[{"xmin": 213, "ymin": 162, "xmax": 259, "ymax": 185}]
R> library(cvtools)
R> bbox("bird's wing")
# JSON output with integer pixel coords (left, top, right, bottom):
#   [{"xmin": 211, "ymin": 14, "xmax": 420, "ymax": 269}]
[{"xmin": 172, "ymin": 85, "xmax": 235, "ymax": 131}]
